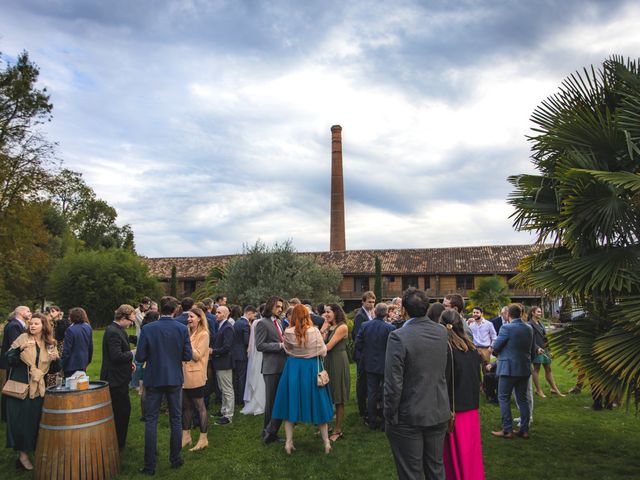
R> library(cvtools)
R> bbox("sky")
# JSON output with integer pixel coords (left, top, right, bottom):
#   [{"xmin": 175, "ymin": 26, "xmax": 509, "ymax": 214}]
[{"xmin": 2, "ymin": 0, "xmax": 640, "ymax": 258}]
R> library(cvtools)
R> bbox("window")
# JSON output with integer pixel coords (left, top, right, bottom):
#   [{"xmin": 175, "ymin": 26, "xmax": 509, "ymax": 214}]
[
  {"xmin": 456, "ymin": 275, "xmax": 474, "ymax": 290},
  {"xmin": 354, "ymin": 276, "xmax": 370, "ymax": 293},
  {"xmin": 183, "ymin": 279, "xmax": 197, "ymax": 296},
  {"xmin": 424, "ymin": 276, "xmax": 431, "ymax": 289},
  {"xmin": 402, "ymin": 275, "xmax": 419, "ymax": 291}
]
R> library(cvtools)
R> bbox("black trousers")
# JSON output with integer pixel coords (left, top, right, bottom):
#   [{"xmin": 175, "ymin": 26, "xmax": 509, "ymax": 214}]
[
  {"xmin": 233, "ymin": 360, "xmax": 248, "ymax": 404},
  {"xmin": 386, "ymin": 421, "xmax": 447, "ymax": 480},
  {"xmin": 110, "ymin": 384, "xmax": 131, "ymax": 450},
  {"xmin": 366, "ymin": 372, "xmax": 384, "ymax": 428},
  {"xmin": 263, "ymin": 372, "xmax": 282, "ymax": 435},
  {"xmin": 356, "ymin": 361, "xmax": 367, "ymax": 417}
]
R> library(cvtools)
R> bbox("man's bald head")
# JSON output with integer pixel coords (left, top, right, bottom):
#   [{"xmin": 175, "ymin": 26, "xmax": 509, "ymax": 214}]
[
  {"xmin": 216, "ymin": 305, "xmax": 230, "ymax": 321},
  {"xmin": 14, "ymin": 306, "xmax": 32, "ymax": 321}
]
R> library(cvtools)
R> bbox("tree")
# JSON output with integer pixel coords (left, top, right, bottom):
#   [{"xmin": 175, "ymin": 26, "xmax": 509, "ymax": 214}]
[
  {"xmin": 0, "ymin": 51, "xmax": 55, "ymax": 220},
  {"xmin": 193, "ymin": 266, "xmax": 226, "ymax": 301},
  {"xmin": 47, "ymin": 249, "xmax": 162, "ymax": 327},
  {"xmin": 468, "ymin": 276, "xmax": 511, "ymax": 318},
  {"xmin": 508, "ymin": 56, "xmax": 640, "ymax": 405},
  {"xmin": 374, "ymin": 256, "xmax": 382, "ymax": 301},
  {"xmin": 170, "ymin": 265, "xmax": 178, "ymax": 297},
  {"xmin": 212, "ymin": 240, "xmax": 342, "ymax": 306}
]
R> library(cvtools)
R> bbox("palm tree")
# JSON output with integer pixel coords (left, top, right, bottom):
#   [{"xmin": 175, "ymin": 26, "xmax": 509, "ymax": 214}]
[
  {"xmin": 468, "ymin": 276, "xmax": 511, "ymax": 317},
  {"xmin": 508, "ymin": 56, "xmax": 640, "ymax": 406}
]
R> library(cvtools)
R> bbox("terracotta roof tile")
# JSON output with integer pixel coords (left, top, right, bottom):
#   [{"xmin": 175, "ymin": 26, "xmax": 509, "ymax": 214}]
[{"xmin": 143, "ymin": 244, "xmax": 541, "ymax": 279}]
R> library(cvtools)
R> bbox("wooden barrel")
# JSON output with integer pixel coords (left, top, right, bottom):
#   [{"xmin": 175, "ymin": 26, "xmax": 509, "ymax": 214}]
[{"xmin": 34, "ymin": 381, "xmax": 120, "ymax": 480}]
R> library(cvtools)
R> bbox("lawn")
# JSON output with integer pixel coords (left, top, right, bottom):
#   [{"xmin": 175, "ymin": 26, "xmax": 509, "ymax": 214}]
[{"xmin": 2, "ymin": 329, "xmax": 640, "ymax": 479}]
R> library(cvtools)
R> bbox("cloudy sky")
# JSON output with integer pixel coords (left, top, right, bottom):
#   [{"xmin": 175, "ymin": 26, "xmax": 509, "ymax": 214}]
[{"xmin": 2, "ymin": 0, "xmax": 640, "ymax": 258}]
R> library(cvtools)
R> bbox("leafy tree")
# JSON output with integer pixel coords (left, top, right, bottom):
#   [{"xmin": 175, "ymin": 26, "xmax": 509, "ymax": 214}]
[
  {"xmin": 468, "ymin": 276, "xmax": 511, "ymax": 318},
  {"xmin": 508, "ymin": 56, "xmax": 640, "ymax": 405},
  {"xmin": 212, "ymin": 240, "xmax": 342, "ymax": 306},
  {"xmin": 170, "ymin": 265, "xmax": 178, "ymax": 297},
  {"xmin": 193, "ymin": 266, "xmax": 226, "ymax": 301},
  {"xmin": 0, "ymin": 51, "xmax": 54, "ymax": 219},
  {"xmin": 374, "ymin": 256, "xmax": 382, "ymax": 301},
  {"xmin": 47, "ymin": 249, "xmax": 161, "ymax": 327}
]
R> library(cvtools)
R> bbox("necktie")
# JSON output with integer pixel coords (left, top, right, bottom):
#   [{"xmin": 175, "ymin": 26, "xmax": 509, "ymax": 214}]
[{"xmin": 273, "ymin": 319, "xmax": 283, "ymax": 341}]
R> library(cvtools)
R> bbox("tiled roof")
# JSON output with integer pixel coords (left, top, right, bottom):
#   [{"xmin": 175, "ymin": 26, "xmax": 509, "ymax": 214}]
[{"xmin": 143, "ymin": 244, "xmax": 542, "ymax": 279}]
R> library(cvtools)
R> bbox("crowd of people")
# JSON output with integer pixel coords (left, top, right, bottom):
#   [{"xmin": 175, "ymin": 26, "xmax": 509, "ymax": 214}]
[{"xmin": 0, "ymin": 289, "xmax": 570, "ymax": 478}]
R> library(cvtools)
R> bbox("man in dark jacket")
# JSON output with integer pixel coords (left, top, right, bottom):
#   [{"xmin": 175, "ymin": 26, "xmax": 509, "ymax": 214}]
[
  {"xmin": 1, "ymin": 306, "xmax": 30, "ymax": 421},
  {"xmin": 136, "ymin": 296, "xmax": 192, "ymax": 474},
  {"xmin": 232, "ymin": 306, "xmax": 254, "ymax": 405},
  {"xmin": 101, "ymin": 304, "xmax": 136, "ymax": 450},
  {"xmin": 384, "ymin": 288, "xmax": 450, "ymax": 480},
  {"xmin": 352, "ymin": 291, "xmax": 376, "ymax": 419},
  {"xmin": 211, "ymin": 306, "xmax": 235, "ymax": 425},
  {"xmin": 355, "ymin": 302, "xmax": 394, "ymax": 430}
]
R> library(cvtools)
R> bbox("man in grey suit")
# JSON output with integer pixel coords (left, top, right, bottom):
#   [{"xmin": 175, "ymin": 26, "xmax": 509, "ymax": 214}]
[
  {"xmin": 384, "ymin": 288, "xmax": 451, "ymax": 480},
  {"xmin": 254, "ymin": 296, "xmax": 286, "ymax": 444},
  {"xmin": 491, "ymin": 303, "xmax": 536, "ymax": 439}
]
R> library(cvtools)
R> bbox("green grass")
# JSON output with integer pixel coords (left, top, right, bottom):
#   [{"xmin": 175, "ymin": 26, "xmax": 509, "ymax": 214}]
[{"xmin": 2, "ymin": 329, "xmax": 640, "ymax": 479}]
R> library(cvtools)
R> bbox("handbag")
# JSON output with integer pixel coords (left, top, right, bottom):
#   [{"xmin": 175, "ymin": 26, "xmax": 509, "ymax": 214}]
[
  {"xmin": 2, "ymin": 368, "xmax": 29, "ymax": 400},
  {"xmin": 447, "ymin": 345, "xmax": 456, "ymax": 433},
  {"xmin": 316, "ymin": 329, "xmax": 330, "ymax": 387}
]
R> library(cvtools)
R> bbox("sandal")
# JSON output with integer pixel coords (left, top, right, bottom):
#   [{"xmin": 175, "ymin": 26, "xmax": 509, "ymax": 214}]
[{"xmin": 329, "ymin": 431, "xmax": 343, "ymax": 442}]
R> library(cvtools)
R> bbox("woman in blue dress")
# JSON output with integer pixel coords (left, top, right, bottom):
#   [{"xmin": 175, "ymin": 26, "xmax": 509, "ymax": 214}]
[{"xmin": 272, "ymin": 304, "xmax": 334, "ymax": 454}]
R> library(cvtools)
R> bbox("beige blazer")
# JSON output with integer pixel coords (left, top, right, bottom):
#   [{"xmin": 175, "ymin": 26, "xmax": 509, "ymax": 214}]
[{"xmin": 183, "ymin": 329, "xmax": 209, "ymax": 389}]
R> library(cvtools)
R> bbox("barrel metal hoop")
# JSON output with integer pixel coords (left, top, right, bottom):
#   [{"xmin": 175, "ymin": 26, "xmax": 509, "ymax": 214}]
[
  {"xmin": 40, "ymin": 415, "xmax": 114, "ymax": 430},
  {"xmin": 42, "ymin": 400, "xmax": 112, "ymax": 414}
]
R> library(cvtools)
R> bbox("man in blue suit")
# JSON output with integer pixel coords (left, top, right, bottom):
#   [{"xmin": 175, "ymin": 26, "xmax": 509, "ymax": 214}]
[
  {"xmin": 211, "ymin": 305, "xmax": 235, "ymax": 425},
  {"xmin": 232, "ymin": 305, "xmax": 254, "ymax": 405},
  {"xmin": 136, "ymin": 296, "xmax": 192, "ymax": 475},
  {"xmin": 491, "ymin": 303, "xmax": 536, "ymax": 439},
  {"xmin": 173, "ymin": 297, "xmax": 194, "ymax": 325},
  {"xmin": 355, "ymin": 302, "xmax": 395, "ymax": 430}
]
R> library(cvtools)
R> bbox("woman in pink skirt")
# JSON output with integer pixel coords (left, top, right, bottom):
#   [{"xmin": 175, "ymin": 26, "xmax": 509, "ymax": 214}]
[{"xmin": 440, "ymin": 309, "xmax": 485, "ymax": 480}]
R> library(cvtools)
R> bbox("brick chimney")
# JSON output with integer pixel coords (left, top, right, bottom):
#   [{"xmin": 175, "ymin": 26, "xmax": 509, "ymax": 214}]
[{"xmin": 330, "ymin": 125, "xmax": 346, "ymax": 251}]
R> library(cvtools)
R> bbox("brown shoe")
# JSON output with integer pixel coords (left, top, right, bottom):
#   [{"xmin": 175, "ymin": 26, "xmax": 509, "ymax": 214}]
[
  {"xmin": 516, "ymin": 431, "xmax": 530, "ymax": 440},
  {"xmin": 491, "ymin": 430, "xmax": 514, "ymax": 439}
]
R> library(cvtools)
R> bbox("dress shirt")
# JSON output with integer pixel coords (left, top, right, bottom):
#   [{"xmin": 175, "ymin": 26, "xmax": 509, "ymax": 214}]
[{"xmin": 469, "ymin": 318, "xmax": 497, "ymax": 347}]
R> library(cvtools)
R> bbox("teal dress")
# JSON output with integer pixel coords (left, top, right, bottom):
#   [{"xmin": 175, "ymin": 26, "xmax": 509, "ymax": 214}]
[
  {"xmin": 325, "ymin": 328, "xmax": 350, "ymax": 404},
  {"xmin": 5, "ymin": 344, "xmax": 61, "ymax": 452}
]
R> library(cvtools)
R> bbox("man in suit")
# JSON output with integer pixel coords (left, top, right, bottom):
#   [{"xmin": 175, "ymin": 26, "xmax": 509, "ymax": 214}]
[
  {"xmin": 491, "ymin": 303, "xmax": 536, "ymax": 440},
  {"xmin": 211, "ymin": 305, "xmax": 235, "ymax": 425},
  {"xmin": 101, "ymin": 304, "xmax": 136, "ymax": 450},
  {"xmin": 1, "ymin": 306, "xmax": 30, "ymax": 421},
  {"xmin": 384, "ymin": 288, "xmax": 450, "ymax": 480},
  {"xmin": 135, "ymin": 296, "xmax": 192, "ymax": 475},
  {"xmin": 443, "ymin": 293, "xmax": 473, "ymax": 340},
  {"xmin": 352, "ymin": 290, "xmax": 376, "ymax": 420},
  {"xmin": 490, "ymin": 306, "xmax": 509, "ymax": 336},
  {"xmin": 174, "ymin": 297, "xmax": 194, "ymax": 325},
  {"xmin": 255, "ymin": 296, "xmax": 286, "ymax": 444},
  {"xmin": 355, "ymin": 302, "xmax": 395, "ymax": 430},
  {"xmin": 232, "ymin": 305, "xmax": 254, "ymax": 405}
]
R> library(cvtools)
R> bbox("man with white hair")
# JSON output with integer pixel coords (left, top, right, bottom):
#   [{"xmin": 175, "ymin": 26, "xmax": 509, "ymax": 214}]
[{"xmin": 1, "ymin": 306, "xmax": 31, "ymax": 421}]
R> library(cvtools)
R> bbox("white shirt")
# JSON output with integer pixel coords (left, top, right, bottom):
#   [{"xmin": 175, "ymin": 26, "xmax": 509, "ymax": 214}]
[{"xmin": 469, "ymin": 318, "xmax": 497, "ymax": 347}]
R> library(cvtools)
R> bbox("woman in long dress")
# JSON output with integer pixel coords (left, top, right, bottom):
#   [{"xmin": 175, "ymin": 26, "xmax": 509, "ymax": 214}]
[
  {"xmin": 440, "ymin": 309, "xmax": 485, "ymax": 480},
  {"xmin": 241, "ymin": 317, "xmax": 266, "ymax": 415}
]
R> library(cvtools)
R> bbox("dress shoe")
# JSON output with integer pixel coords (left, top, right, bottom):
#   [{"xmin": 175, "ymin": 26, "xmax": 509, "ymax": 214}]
[
  {"xmin": 517, "ymin": 431, "xmax": 530, "ymax": 440},
  {"xmin": 171, "ymin": 458, "xmax": 184, "ymax": 469},
  {"xmin": 262, "ymin": 432, "xmax": 281, "ymax": 445},
  {"xmin": 491, "ymin": 430, "xmax": 514, "ymax": 439},
  {"xmin": 215, "ymin": 416, "xmax": 231, "ymax": 425},
  {"xmin": 139, "ymin": 467, "xmax": 155, "ymax": 475}
]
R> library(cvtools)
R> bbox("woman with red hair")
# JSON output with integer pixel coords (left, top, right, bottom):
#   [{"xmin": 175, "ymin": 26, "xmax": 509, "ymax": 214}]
[{"xmin": 272, "ymin": 304, "xmax": 334, "ymax": 454}]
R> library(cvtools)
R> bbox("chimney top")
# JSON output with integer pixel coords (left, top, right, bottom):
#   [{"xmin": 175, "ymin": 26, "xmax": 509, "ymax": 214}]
[{"xmin": 331, "ymin": 125, "xmax": 342, "ymax": 131}]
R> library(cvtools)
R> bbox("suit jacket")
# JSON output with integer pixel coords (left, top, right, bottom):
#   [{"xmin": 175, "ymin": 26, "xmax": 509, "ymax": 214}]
[
  {"xmin": 183, "ymin": 329, "xmax": 209, "ymax": 389},
  {"xmin": 492, "ymin": 318, "xmax": 536, "ymax": 377},
  {"xmin": 383, "ymin": 316, "xmax": 451, "ymax": 427},
  {"xmin": 255, "ymin": 317, "xmax": 287, "ymax": 375},
  {"xmin": 352, "ymin": 307, "xmax": 370, "ymax": 341},
  {"xmin": 100, "ymin": 322, "xmax": 134, "ymax": 387},
  {"xmin": 211, "ymin": 320, "xmax": 234, "ymax": 370},
  {"xmin": 355, "ymin": 317, "xmax": 395, "ymax": 375},
  {"xmin": 174, "ymin": 312, "xmax": 188, "ymax": 326},
  {"xmin": 490, "ymin": 316, "xmax": 505, "ymax": 336},
  {"xmin": 205, "ymin": 312, "xmax": 217, "ymax": 348},
  {"xmin": 231, "ymin": 317, "xmax": 250, "ymax": 363},
  {"xmin": 62, "ymin": 322, "xmax": 93, "ymax": 374},
  {"xmin": 0, "ymin": 318, "xmax": 24, "ymax": 370},
  {"xmin": 310, "ymin": 313, "xmax": 324, "ymax": 329},
  {"xmin": 135, "ymin": 316, "xmax": 192, "ymax": 387},
  {"xmin": 530, "ymin": 320, "xmax": 547, "ymax": 351}
]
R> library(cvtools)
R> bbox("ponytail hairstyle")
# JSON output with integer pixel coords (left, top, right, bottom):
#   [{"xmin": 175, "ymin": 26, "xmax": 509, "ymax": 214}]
[{"xmin": 439, "ymin": 309, "xmax": 475, "ymax": 352}]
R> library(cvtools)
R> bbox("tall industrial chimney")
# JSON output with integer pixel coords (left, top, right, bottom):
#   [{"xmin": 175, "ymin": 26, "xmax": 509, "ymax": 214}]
[{"xmin": 330, "ymin": 125, "xmax": 346, "ymax": 251}]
